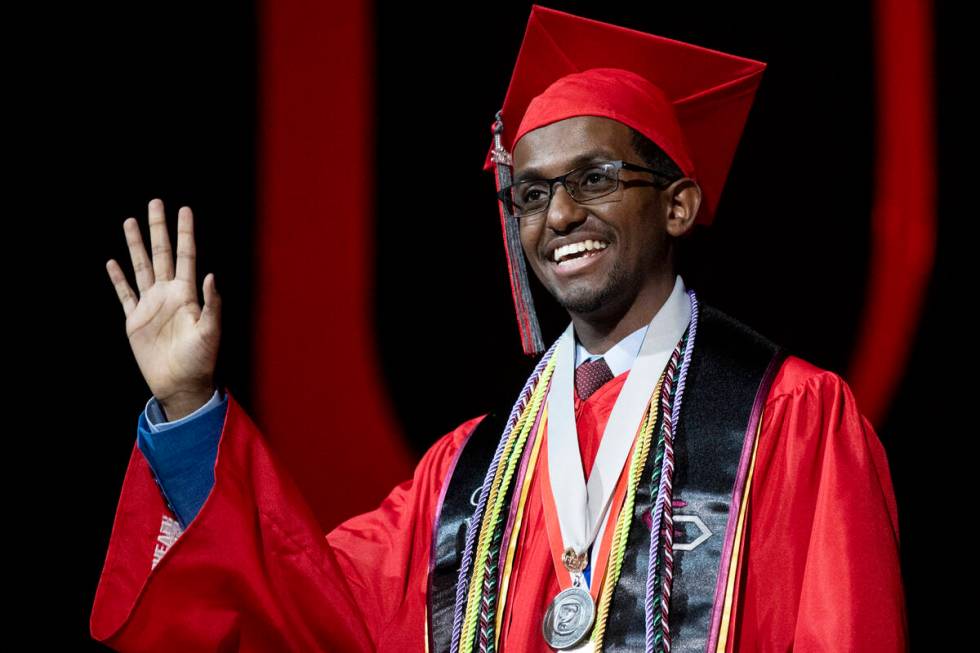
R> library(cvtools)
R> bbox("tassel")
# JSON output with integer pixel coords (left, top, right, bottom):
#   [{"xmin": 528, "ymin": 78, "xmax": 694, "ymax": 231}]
[{"xmin": 490, "ymin": 110, "xmax": 545, "ymax": 356}]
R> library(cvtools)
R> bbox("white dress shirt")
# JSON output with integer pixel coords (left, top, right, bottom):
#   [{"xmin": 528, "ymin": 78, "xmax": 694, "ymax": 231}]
[{"xmin": 574, "ymin": 323, "xmax": 649, "ymax": 377}]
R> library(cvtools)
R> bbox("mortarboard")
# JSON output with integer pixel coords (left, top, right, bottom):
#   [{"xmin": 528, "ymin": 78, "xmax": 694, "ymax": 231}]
[{"xmin": 486, "ymin": 4, "xmax": 767, "ymax": 356}]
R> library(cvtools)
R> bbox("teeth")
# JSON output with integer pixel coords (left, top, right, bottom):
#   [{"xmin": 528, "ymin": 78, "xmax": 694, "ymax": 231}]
[{"xmin": 553, "ymin": 239, "xmax": 609, "ymax": 263}]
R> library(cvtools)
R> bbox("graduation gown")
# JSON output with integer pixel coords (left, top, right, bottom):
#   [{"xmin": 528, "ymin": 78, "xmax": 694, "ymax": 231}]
[{"xmin": 89, "ymin": 353, "xmax": 907, "ymax": 652}]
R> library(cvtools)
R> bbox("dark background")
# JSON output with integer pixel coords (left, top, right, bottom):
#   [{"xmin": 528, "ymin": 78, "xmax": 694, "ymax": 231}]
[{"xmin": 16, "ymin": 0, "xmax": 964, "ymax": 648}]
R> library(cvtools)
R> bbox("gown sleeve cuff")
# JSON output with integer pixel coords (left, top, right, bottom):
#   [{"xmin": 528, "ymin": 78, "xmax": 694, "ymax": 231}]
[{"xmin": 136, "ymin": 389, "xmax": 229, "ymax": 528}]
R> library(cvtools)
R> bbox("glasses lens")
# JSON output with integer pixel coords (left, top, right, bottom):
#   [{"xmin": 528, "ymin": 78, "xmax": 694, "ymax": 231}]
[
  {"xmin": 569, "ymin": 165, "xmax": 618, "ymax": 200},
  {"xmin": 509, "ymin": 163, "xmax": 619, "ymax": 217},
  {"xmin": 511, "ymin": 180, "xmax": 551, "ymax": 216}
]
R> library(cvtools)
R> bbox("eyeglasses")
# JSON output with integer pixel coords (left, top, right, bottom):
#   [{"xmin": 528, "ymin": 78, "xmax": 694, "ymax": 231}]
[{"xmin": 497, "ymin": 159, "xmax": 674, "ymax": 220}]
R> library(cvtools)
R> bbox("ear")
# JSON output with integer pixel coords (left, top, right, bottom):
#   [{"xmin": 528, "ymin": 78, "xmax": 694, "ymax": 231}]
[{"xmin": 665, "ymin": 178, "xmax": 701, "ymax": 238}]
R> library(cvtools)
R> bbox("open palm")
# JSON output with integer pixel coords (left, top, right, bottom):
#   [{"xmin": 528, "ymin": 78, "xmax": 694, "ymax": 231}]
[{"xmin": 106, "ymin": 199, "xmax": 221, "ymax": 411}]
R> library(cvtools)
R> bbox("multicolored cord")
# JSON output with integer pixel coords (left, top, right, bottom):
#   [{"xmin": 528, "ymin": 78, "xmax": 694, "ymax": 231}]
[{"xmin": 646, "ymin": 289, "xmax": 699, "ymax": 652}]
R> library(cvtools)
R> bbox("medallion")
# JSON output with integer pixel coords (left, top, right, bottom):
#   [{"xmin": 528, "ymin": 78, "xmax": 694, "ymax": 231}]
[{"xmin": 542, "ymin": 586, "xmax": 596, "ymax": 650}]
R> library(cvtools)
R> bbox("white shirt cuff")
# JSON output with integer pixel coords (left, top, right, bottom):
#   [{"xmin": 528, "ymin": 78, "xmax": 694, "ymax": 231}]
[{"xmin": 144, "ymin": 388, "xmax": 223, "ymax": 433}]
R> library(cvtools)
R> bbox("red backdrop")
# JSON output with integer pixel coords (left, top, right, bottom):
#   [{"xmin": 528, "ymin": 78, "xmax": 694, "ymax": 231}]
[{"xmin": 253, "ymin": 0, "xmax": 414, "ymax": 531}]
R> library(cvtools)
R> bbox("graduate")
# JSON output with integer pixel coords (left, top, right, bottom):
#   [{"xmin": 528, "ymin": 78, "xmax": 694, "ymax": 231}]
[{"xmin": 92, "ymin": 5, "xmax": 908, "ymax": 652}]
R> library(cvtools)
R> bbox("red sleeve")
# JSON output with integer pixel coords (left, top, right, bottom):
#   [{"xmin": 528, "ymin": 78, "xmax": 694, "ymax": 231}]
[
  {"xmin": 90, "ymin": 387, "xmax": 483, "ymax": 652},
  {"xmin": 733, "ymin": 356, "xmax": 908, "ymax": 651}
]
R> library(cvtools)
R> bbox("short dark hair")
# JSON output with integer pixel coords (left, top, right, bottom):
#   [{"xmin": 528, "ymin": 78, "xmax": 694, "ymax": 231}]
[{"xmin": 626, "ymin": 126, "xmax": 685, "ymax": 182}]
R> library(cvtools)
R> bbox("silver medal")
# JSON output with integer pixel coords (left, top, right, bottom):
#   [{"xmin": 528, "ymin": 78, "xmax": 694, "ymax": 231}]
[{"xmin": 542, "ymin": 586, "xmax": 596, "ymax": 650}]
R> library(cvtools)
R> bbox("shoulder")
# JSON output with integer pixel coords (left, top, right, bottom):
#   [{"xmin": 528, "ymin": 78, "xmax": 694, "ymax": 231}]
[
  {"xmin": 756, "ymin": 355, "xmax": 884, "ymax": 487},
  {"xmin": 412, "ymin": 413, "xmax": 493, "ymax": 482},
  {"xmin": 763, "ymin": 355, "xmax": 870, "ymax": 435},
  {"xmin": 766, "ymin": 354, "xmax": 850, "ymax": 403},
  {"xmin": 444, "ymin": 413, "xmax": 491, "ymax": 452}
]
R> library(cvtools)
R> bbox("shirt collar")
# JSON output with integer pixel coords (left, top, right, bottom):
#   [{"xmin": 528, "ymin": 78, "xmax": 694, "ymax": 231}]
[{"xmin": 574, "ymin": 274, "xmax": 688, "ymax": 377}]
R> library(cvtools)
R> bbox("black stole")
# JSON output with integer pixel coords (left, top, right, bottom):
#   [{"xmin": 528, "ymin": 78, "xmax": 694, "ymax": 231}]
[{"xmin": 426, "ymin": 303, "xmax": 788, "ymax": 652}]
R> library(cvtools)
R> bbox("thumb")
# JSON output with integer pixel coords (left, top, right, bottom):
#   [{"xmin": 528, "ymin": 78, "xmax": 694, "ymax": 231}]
[{"xmin": 199, "ymin": 273, "xmax": 222, "ymax": 337}]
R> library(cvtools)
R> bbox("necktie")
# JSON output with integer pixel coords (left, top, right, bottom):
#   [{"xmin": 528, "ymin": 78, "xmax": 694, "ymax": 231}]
[{"xmin": 575, "ymin": 356, "xmax": 614, "ymax": 401}]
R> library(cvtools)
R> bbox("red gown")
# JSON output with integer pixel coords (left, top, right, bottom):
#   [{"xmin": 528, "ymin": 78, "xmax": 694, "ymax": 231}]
[{"xmin": 90, "ymin": 354, "xmax": 908, "ymax": 651}]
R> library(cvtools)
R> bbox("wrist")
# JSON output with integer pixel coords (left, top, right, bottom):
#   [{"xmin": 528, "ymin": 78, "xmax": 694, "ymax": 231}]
[{"xmin": 158, "ymin": 385, "xmax": 215, "ymax": 422}]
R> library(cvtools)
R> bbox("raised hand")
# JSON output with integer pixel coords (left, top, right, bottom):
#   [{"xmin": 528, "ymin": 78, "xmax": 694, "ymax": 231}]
[{"xmin": 106, "ymin": 198, "xmax": 222, "ymax": 421}]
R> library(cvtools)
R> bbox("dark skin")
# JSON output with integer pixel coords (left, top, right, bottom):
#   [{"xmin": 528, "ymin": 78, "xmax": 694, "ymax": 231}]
[{"xmin": 512, "ymin": 115, "xmax": 702, "ymax": 355}]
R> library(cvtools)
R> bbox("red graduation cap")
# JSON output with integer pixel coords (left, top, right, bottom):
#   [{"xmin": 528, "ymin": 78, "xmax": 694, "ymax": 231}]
[{"xmin": 485, "ymin": 4, "xmax": 767, "ymax": 356}]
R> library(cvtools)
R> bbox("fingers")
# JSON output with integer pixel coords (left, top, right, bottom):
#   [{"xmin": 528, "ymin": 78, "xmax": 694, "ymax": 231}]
[
  {"xmin": 123, "ymin": 216, "xmax": 154, "ymax": 294},
  {"xmin": 106, "ymin": 258, "xmax": 138, "ymax": 318},
  {"xmin": 199, "ymin": 272, "xmax": 222, "ymax": 338},
  {"xmin": 175, "ymin": 205, "xmax": 197, "ymax": 286},
  {"xmin": 148, "ymin": 198, "xmax": 175, "ymax": 282}
]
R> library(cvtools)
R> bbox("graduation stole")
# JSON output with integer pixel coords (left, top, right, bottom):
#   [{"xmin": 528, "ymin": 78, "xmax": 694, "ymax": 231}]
[{"xmin": 426, "ymin": 299, "xmax": 788, "ymax": 653}]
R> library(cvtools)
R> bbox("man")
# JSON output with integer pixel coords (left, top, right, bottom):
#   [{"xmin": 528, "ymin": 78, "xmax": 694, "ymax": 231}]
[{"xmin": 92, "ymin": 5, "xmax": 907, "ymax": 652}]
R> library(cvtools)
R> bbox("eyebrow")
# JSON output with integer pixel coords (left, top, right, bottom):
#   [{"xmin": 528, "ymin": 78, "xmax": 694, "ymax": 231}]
[{"xmin": 513, "ymin": 148, "xmax": 620, "ymax": 184}]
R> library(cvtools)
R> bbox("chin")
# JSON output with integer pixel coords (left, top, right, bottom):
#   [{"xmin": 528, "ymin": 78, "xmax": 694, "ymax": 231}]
[{"xmin": 554, "ymin": 285, "xmax": 616, "ymax": 315}]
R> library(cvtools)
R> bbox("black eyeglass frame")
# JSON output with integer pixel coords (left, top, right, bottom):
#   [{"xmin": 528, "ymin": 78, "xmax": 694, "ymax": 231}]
[{"xmin": 496, "ymin": 159, "xmax": 676, "ymax": 219}]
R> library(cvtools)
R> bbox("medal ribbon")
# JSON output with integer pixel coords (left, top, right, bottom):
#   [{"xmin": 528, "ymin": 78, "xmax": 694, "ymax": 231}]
[{"xmin": 539, "ymin": 408, "xmax": 639, "ymax": 600}]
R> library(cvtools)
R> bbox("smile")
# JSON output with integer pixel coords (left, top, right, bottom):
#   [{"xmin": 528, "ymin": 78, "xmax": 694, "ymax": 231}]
[
  {"xmin": 550, "ymin": 240, "xmax": 610, "ymax": 276},
  {"xmin": 552, "ymin": 239, "xmax": 609, "ymax": 263}
]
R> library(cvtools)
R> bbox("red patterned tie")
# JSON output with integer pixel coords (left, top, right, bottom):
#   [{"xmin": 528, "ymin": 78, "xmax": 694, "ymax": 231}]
[{"xmin": 575, "ymin": 356, "xmax": 614, "ymax": 400}]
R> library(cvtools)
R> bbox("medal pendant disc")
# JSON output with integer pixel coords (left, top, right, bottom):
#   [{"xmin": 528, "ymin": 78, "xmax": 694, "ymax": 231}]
[{"xmin": 542, "ymin": 586, "xmax": 596, "ymax": 650}]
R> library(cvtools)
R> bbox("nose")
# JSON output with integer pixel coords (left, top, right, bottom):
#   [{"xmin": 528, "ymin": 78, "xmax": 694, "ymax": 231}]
[{"xmin": 545, "ymin": 182, "xmax": 587, "ymax": 234}]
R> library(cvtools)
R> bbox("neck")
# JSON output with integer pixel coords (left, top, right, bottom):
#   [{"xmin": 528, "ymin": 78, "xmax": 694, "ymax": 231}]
[{"xmin": 571, "ymin": 273, "xmax": 675, "ymax": 355}]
